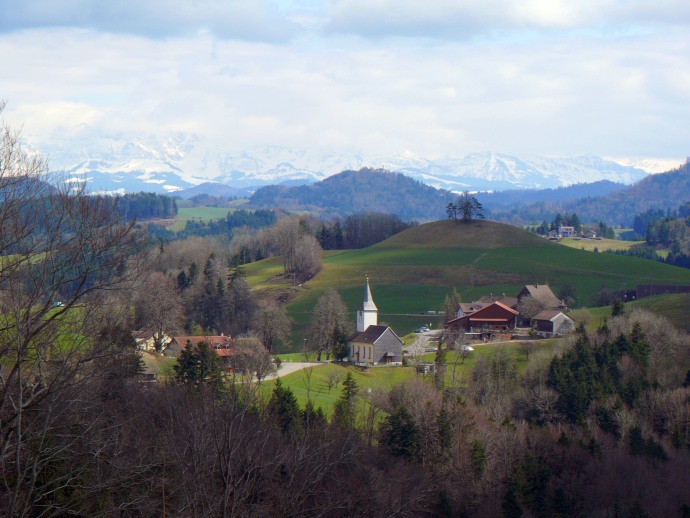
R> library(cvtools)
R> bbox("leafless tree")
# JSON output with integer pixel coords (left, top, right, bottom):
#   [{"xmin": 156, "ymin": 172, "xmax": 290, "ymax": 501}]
[
  {"xmin": 252, "ymin": 304, "xmax": 291, "ymax": 353},
  {"xmin": 517, "ymin": 295, "xmax": 551, "ymax": 323},
  {"xmin": 0, "ymin": 101, "xmax": 143, "ymax": 515},
  {"xmin": 306, "ymin": 288, "xmax": 353, "ymax": 361},
  {"xmin": 134, "ymin": 272, "xmax": 183, "ymax": 352}
]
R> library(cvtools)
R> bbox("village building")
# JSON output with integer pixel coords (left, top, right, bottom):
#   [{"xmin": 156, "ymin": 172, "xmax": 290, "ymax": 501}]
[
  {"xmin": 165, "ymin": 335, "xmax": 237, "ymax": 371},
  {"xmin": 446, "ymin": 301, "xmax": 519, "ymax": 337},
  {"xmin": 517, "ymin": 284, "xmax": 566, "ymax": 310},
  {"xmin": 348, "ymin": 278, "xmax": 403, "ymax": 366},
  {"xmin": 532, "ymin": 310, "xmax": 575, "ymax": 337},
  {"xmin": 559, "ymin": 225, "xmax": 576, "ymax": 238}
]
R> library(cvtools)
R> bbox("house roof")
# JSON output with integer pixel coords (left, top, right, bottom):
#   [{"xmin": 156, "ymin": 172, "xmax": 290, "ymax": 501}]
[
  {"xmin": 349, "ymin": 325, "xmax": 402, "ymax": 345},
  {"xmin": 533, "ymin": 310, "xmax": 571, "ymax": 322},
  {"xmin": 172, "ymin": 335, "xmax": 235, "ymax": 350},
  {"xmin": 519, "ymin": 284, "xmax": 563, "ymax": 307}
]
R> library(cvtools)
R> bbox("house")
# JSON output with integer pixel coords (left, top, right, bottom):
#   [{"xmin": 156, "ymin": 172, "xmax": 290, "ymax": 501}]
[
  {"xmin": 446, "ymin": 301, "xmax": 519, "ymax": 336},
  {"xmin": 517, "ymin": 284, "xmax": 565, "ymax": 310},
  {"xmin": 548, "ymin": 230, "xmax": 559, "ymax": 240},
  {"xmin": 166, "ymin": 335, "xmax": 236, "ymax": 357},
  {"xmin": 584, "ymin": 230, "xmax": 597, "ymax": 239},
  {"xmin": 454, "ymin": 294, "xmax": 517, "ymax": 318},
  {"xmin": 559, "ymin": 226, "xmax": 576, "ymax": 238},
  {"xmin": 347, "ymin": 278, "xmax": 403, "ymax": 366},
  {"xmin": 134, "ymin": 331, "xmax": 172, "ymax": 352},
  {"xmin": 532, "ymin": 310, "xmax": 575, "ymax": 337}
]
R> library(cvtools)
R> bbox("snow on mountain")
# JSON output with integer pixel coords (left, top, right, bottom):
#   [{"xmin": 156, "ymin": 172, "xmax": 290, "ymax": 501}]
[
  {"xmin": 36, "ymin": 134, "xmax": 657, "ymax": 195},
  {"xmin": 606, "ymin": 157, "xmax": 686, "ymax": 174}
]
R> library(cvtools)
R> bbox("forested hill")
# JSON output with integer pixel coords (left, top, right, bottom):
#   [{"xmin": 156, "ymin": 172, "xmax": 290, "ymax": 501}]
[
  {"xmin": 502, "ymin": 160, "xmax": 690, "ymax": 226},
  {"xmin": 249, "ymin": 168, "xmax": 454, "ymax": 220}
]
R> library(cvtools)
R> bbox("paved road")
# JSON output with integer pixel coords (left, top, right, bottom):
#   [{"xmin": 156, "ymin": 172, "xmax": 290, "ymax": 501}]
[{"xmin": 262, "ymin": 362, "xmax": 324, "ymax": 381}]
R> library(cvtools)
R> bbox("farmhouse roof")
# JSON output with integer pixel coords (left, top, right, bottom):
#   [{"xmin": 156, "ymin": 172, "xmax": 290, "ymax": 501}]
[
  {"xmin": 533, "ymin": 310, "xmax": 571, "ymax": 322},
  {"xmin": 519, "ymin": 284, "xmax": 563, "ymax": 307},
  {"xmin": 172, "ymin": 335, "xmax": 235, "ymax": 351}
]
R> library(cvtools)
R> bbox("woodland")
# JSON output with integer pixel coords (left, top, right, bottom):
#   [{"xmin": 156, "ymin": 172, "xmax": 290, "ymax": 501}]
[{"xmin": 1, "ymin": 104, "xmax": 690, "ymax": 517}]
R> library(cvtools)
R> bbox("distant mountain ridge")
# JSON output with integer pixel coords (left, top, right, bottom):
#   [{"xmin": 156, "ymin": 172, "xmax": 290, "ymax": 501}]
[{"xmin": 38, "ymin": 135, "xmax": 664, "ymax": 194}]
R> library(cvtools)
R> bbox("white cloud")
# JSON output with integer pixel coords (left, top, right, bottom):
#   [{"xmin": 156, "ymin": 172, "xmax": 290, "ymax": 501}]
[
  {"xmin": 1, "ymin": 1, "xmax": 689, "ymax": 174},
  {"xmin": 0, "ymin": 0, "xmax": 296, "ymax": 42}
]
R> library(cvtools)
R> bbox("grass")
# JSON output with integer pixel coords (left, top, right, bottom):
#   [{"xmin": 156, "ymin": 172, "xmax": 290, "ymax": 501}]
[
  {"xmin": 166, "ymin": 207, "xmax": 235, "ymax": 231},
  {"xmin": 586, "ymin": 293, "xmax": 690, "ymax": 332},
  {"xmin": 260, "ymin": 363, "xmax": 417, "ymax": 416},
  {"xmin": 559, "ymin": 237, "xmax": 644, "ymax": 252},
  {"xmin": 263, "ymin": 339, "xmax": 564, "ymax": 414},
  {"xmin": 244, "ymin": 220, "xmax": 690, "ymax": 351}
]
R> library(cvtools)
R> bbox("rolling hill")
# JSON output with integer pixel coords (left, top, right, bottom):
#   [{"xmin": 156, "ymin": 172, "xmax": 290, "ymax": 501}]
[
  {"xmin": 509, "ymin": 160, "xmax": 690, "ymax": 225},
  {"xmin": 249, "ymin": 168, "xmax": 454, "ymax": 220},
  {"xmin": 243, "ymin": 219, "xmax": 690, "ymax": 351}
]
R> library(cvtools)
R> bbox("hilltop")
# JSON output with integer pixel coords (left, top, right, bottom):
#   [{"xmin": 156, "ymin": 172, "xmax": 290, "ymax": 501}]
[
  {"xmin": 249, "ymin": 168, "xmax": 454, "ymax": 220},
  {"xmin": 243, "ymin": 219, "xmax": 690, "ymax": 347},
  {"xmin": 375, "ymin": 219, "xmax": 549, "ymax": 249}
]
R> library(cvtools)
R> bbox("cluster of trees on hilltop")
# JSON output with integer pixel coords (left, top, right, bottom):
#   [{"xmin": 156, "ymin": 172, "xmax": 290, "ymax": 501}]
[{"xmin": 249, "ymin": 168, "xmax": 454, "ymax": 220}]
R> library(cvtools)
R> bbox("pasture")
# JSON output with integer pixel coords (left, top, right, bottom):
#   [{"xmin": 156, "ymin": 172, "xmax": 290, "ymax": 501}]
[{"xmin": 243, "ymin": 220, "xmax": 690, "ymax": 351}]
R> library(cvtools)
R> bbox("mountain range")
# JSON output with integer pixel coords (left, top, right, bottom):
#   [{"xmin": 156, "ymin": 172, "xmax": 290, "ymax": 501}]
[{"xmin": 38, "ymin": 135, "xmax": 678, "ymax": 195}]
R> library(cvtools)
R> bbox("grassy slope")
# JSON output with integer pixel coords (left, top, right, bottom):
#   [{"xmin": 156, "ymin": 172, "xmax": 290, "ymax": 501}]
[
  {"xmin": 587, "ymin": 293, "xmax": 690, "ymax": 332},
  {"xmin": 265, "ymin": 340, "xmax": 561, "ymax": 413},
  {"xmin": 244, "ymin": 220, "xmax": 690, "ymax": 350}
]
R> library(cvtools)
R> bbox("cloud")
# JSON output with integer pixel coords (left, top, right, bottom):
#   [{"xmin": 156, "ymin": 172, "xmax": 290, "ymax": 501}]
[
  {"xmin": 324, "ymin": 0, "xmax": 690, "ymax": 39},
  {"xmin": 0, "ymin": 0, "xmax": 296, "ymax": 42}
]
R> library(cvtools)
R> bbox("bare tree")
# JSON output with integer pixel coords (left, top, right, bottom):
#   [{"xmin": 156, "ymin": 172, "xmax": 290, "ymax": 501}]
[
  {"xmin": 517, "ymin": 295, "xmax": 551, "ymax": 323},
  {"xmin": 0, "ymin": 101, "xmax": 143, "ymax": 515},
  {"xmin": 306, "ymin": 288, "xmax": 353, "ymax": 361},
  {"xmin": 135, "ymin": 272, "xmax": 183, "ymax": 352},
  {"xmin": 252, "ymin": 304, "xmax": 291, "ymax": 353}
]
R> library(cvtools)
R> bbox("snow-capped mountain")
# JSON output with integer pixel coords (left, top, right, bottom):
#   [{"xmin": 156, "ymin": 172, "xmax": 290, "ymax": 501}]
[
  {"xmin": 43, "ymin": 134, "xmax": 208, "ymax": 195},
  {"xmin": 38, "ymin": 134, "xmax": 662, "ymax": 195}
]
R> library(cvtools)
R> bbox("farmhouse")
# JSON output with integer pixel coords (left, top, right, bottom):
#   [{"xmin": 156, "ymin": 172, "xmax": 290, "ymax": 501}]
[
  {"xmin": 166, "ymin": 335, "xmax": 236, "ymax": 357},
  {"xmin": 454, "ymin": 294, "xmax": 518, "ymax": 318},
  {"xmin": 446, "ymin": 301, "xmax": 519, "ymax": 335},
  {"xmin": 517, "ymin": 284, "xmax": 566, "ymax": 310},
  {"xmin": 348, "ymin": 278, "xmax": 403, "ymax": 366},
  {"xmin": 532, "ymin": 310, "xmax": 575, "ymax": 337}
]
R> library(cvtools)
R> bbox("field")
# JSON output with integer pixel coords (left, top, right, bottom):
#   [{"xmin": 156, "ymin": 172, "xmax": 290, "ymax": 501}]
[
  {"xmin": 558, "ymin": 237, "xmax": 644, "ymax": 252},
  {"xmin": 167, "ymin": 207, "xmax": 234, "ymax": 231},
  {"xmin": 264, "ymin": 340, "xmax": 561, "ymax": 414},
  {"xmin": 243, "ymin": 220, "xmax": 690, "ymax": 351}
]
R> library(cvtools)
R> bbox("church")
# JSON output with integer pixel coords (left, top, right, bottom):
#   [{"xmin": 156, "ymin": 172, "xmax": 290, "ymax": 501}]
[{"xmin": 347, "ymin": 278, "xmax": 404, "ymax": 366}]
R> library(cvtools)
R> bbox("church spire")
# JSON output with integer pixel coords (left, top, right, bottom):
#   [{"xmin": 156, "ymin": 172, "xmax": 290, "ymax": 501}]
[
  {"xmin": 357, "ymin": 276, "xmax": 378, "ymax": 332},
  {"xmin": 361, "ymin": 276, "xmax": 378, "ymax": 311}
]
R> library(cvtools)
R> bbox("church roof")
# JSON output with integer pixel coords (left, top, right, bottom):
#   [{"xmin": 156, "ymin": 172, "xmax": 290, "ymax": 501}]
[
  {"xmin": 359, "ymin": 277, "xmax": 378, "ymax": 311},
  {"xmin": 349, "ymin": 325, "xmax": 391, "ymax": 344}
]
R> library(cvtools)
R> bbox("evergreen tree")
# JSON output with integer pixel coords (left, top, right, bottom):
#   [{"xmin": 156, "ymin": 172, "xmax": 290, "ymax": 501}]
[
  {"xmin": 267, "ymin": 379, "xmax": 303, "ymax": 438},
  {"xmin": 332, "ymin": 372, "xmax": 359, "ymax": 429},
  {"xmin": 380, "ymin": 406, "xmax": 421, "ymax": 460}
]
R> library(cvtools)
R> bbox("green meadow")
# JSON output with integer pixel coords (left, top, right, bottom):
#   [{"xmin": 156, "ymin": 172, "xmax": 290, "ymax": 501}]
[
  {"xmin": 167, "ymin": 207, "xmax": 235, "ymax": 231},
  {"xmin": 243, "ymin": 220, "xmax": 690, "ymax": 351},
  {"xmin": 265, "ymin": 340, "xmax": 562, "ymax": 414}
]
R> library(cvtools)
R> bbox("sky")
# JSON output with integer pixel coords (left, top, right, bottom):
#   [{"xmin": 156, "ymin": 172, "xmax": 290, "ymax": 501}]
[{"xmin": 0, "ymin": 0, "xmax": 689, "ymax": 166}]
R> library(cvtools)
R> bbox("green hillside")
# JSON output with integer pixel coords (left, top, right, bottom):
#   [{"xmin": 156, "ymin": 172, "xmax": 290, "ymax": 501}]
[{"xmin": 244, "ymin": 220, "xmax": 690, "ymax": 351}]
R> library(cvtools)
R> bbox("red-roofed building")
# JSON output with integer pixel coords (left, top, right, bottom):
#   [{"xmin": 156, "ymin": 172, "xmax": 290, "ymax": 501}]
[{"xmin": 446, "ymin": 301, "xmax": 519, "ymax": 334}]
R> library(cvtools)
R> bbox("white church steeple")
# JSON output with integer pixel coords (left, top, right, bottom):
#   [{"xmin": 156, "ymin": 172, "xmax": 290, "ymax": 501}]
[{"xmin": 356, "ymin": 276, "xmax": 378, "ymax": 332}]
